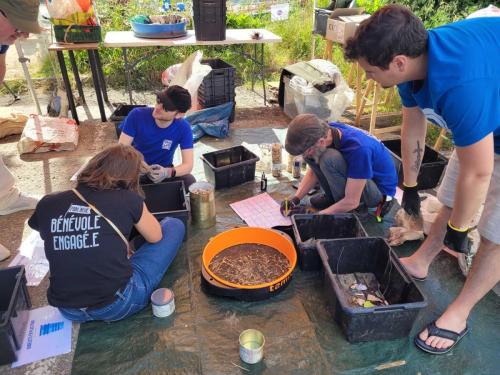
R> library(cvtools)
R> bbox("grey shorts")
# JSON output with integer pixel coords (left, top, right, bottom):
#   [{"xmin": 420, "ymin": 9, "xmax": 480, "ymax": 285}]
[{"xmin": 437, "ymin": 150, "xmax": 500, "ymax": 244}]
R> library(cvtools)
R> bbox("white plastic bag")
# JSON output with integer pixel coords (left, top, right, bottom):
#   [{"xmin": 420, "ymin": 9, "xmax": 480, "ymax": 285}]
[{"xmin": 161, "ymin": 51, "xmax": 212, "ymax": 110}]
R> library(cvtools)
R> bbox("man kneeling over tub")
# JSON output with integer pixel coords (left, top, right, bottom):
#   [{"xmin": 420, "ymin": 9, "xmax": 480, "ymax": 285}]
[
  {"xmin": 118, "ymin": 85, "xmax": 196, "ymax": 190},
  {"xmin": 28, "ymin": 145, "xmax": 184, "ymax": 322},
  {"xmin": 281, "ymin": 114, "xmax": 398, "ymax": 219}
]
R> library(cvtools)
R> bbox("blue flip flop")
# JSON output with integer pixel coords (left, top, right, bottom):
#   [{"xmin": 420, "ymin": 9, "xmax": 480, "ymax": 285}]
[{"xmin": 414, "ymin": 321, "xmax": 469, "ymax": 355}]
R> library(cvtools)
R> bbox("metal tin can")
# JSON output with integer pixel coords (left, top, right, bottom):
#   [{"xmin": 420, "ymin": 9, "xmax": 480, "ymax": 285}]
[
  {"xmin": 150, "ymin": 288, "xmax": 175, "ymax": 318},
  {"xmin": 239, "ymin": 329, "xmax": 265, "ymax": 364},
  {"xmin": 189, "ymin": 182, "xmax": 216, "ymax": 229}
]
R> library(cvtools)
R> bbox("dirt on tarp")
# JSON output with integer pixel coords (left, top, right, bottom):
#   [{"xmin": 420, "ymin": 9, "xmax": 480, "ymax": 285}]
[{"xmin": 70, "ymin": 128, "xmax": 500, "ymax": 375}]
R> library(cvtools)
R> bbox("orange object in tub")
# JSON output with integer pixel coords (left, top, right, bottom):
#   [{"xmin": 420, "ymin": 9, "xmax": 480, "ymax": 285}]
[{"xmin": 202, "ymin": 227, "xmax": 297, "ymax": 290}]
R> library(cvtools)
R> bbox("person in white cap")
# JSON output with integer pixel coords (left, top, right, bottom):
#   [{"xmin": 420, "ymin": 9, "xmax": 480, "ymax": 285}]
[{"xmin": 0, "ymin": 0, "xmax": 42, "ymax": 261}]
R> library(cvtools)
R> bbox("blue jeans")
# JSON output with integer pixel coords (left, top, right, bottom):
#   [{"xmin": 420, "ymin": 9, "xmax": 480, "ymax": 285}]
[
  {"xmin": 306, "ymin": 148, "xmax": 383, "ymax": 208},
  {"xmin": 58, "ymin": 217, "xmax": 185, "ymax": 323}
]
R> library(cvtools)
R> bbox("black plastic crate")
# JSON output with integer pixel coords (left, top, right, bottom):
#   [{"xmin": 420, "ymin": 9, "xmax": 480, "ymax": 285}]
[
  {"xmin": 198, "ymin": 59, "xmax": 235, "ymax": 97},
  {"xmin": 201, "ymin": 146, "xmax": 259, "ymax": 189},
  {"xmin": 292, "ymin": 214, "xmax": 367, "ymax": 271},
  {"xmin": 139, "ymin": 181, "xmax": 189, "ymax": 242},
  {"xmin": 110, "ymin": 104, "xmax": 147, "ymax": 138},
  {"xmin": 313, "ymin": 8, "xmax": 333, "ymax": 36},
  {"xmin": 382, "ymin": 139, "xmax": 448, "ymax": 190},
  {"xmin": 317, "ymin": 237, "xmax": 427, "ymax": 343},
  {"xmin": 193, "ymin": 0, "xmax": 227, "ymax": 41},
  {"xmin": 0, "ymin": 266, "xmax": 32, "ymax": 365}
]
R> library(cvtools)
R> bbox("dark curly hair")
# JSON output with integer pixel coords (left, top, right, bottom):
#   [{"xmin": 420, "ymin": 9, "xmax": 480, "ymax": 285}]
[{"xmin": 344, "ymin": 4, "xmax": 428, "ymax": 70}]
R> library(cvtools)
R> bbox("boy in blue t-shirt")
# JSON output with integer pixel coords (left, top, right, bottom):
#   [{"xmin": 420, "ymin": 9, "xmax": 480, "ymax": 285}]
[
  {"xmin": 344, "ymin": 4, "xmax": 500, "ymax": 355},
  {"xmin": 119, "ymin": 85, "xmax": 195, "ymax": 189},
  {"xmin": 282, "ymin": 114, "xmax": 397, "ymax": 218}
]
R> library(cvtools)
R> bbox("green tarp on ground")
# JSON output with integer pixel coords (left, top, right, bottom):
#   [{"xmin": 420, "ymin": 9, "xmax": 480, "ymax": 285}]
[{"xmin": 72, "ymin": 129, "xmax": 499, "ymax": 375}]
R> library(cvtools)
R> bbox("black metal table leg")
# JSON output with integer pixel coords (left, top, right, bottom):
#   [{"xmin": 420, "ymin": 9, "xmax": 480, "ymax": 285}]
[
  {"xmin": 56, "ymin": 51, "xmax": 79, "ymax": 124},
  {"xmin": 94, "ymin": 49, "xmax": 109, "ymax": 104},
  {"xmin": 88, "ymin": 50, "xmax": 106, "ymax": 122},
  {"xmin": 68, "ymin": 50, "xmax": 85, "ymax": 103},
  {"xmin": 261, "ymin": 43, "xmax": 266, "ymax": 105},
  {"xmin": 252, "ymin": 44, "xmax": 257, "ymax": 92},
  {"xmin": 122, "ymin": 47, "xmax": 133, "ymax": 104}
]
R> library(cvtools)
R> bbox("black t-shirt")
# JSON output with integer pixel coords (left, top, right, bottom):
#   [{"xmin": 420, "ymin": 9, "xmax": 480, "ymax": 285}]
[{"xmin": 28, "ymin": 185, "xmax": 144, "ymax": 308}]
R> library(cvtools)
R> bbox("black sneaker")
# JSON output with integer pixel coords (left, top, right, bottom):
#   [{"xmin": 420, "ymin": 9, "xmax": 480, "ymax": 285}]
[{"xmin": 310, "ymin": 193, "xmax": 334, "ymax": 210}]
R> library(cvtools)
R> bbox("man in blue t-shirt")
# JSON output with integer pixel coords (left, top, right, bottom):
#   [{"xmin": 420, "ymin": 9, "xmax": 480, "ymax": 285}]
[
  {"xmin": 344, "ymin": 4, "xmax": 500, "ymax": 355},
  {"xmin": 282, "ymin": 114, "xmax": 397, "ymax": 218},
  {"xmin": 119, "ymin": 85, "xmax": 195, "ymax": 189}
]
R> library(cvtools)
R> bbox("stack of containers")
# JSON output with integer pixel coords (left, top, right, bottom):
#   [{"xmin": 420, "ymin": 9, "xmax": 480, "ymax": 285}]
[{"xmin": 198, "ymin": 59, "xmax": 236, "ymax": 122}]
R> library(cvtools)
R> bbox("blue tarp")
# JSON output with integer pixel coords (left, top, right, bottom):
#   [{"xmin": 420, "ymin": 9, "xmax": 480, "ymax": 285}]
[{"xmin": 186, "ymin": 102, "xmax": 234, "ymax": 142}]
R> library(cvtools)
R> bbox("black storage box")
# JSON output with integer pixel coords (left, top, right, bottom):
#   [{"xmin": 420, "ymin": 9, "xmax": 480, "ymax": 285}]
[
  {"xmin": 292, "ymin": 214, "xmax": 367, "ymax": 271},
  {"xmin": 109, "ymin": 104, "xmax": 147, "ymax": 138},
  {"xmin": 313, "ymin": 8, "xmax": 333, "ymax": 36},
  {"xmin": 0, "ymin": 266, "xmax": 32, "ymax": 365},
  {"xmin": 382, "ymin": 139, "xmax": 448, "ymax": 190},
  {"xmin": 317, "ymin": 237, "xmax": 427, "ymax": 342},
  {"xmin": 201, "ymin": 146, "xmax": 259, "ymax": 189},
  {"xmin": 198, "ymin": 59, "xmax": 236, "ymax": 122},
  {"xmin": 141, "ymin": 181, "xmax": 189, "ymax": 241},
  {"xmin": 193, "ymin": 0, "xmax": 227, "ymax": 41}
]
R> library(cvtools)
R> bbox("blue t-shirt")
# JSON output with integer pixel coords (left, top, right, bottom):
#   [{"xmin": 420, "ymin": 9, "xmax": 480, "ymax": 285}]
[
  {"xmin": 121, "ymin": 107, "xmax": 193, "ymax": 167},
  {"xmin": 397, "ymin": 17, "xmax": 500, "ymax": 154},
  {"xmin": 331, "ymin": 123, "xmax": 398, "ymax": 197},
  {"xmin": 0, "ymin": 45, "xmax": 9, "ymax": 54}
]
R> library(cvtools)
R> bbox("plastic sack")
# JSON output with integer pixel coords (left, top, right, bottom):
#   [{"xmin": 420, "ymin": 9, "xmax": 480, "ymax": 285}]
[
  {"xmin": 17, "ymin": 115, "xmax": 79, "ymax": 154},
  {"xmin": 467, "ymin": 5, "xmax": 500, "ymax": 19},
  {"xmin": 162, "ymin": 50, "xmax": 212, "ymax": 110},
  {"xmin": 47, "ymin": 0, "xmax": 96, "ymax": 26},
  {"xmin": 186, "ymin": 102, "xmax": 233, "ymax": 142},
  {"xmin": 289, "ymin": 71, "xmax": 353, "ymax": 122}
]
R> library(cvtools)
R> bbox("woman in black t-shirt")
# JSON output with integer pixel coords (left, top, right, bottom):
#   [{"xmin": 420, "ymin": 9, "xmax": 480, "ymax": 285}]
[{"xmin": 28, "ymin": 144, "xmax": 185, "ymax": 322}]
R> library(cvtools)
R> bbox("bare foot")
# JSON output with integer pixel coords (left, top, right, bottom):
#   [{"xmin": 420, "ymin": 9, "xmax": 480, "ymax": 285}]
[
  {"xmin": 399, "ymin": 256, "xmax": 428, "ymax": 280},
  {"xmin": 418, "ymin": 311, "xmax": 468, "ymax": 350}
]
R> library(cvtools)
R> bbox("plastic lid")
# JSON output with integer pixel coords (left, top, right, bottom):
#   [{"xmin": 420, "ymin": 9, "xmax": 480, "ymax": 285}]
[{"xmin": 150, "ymin": 288, "xmax": 174, "ymax": 305}]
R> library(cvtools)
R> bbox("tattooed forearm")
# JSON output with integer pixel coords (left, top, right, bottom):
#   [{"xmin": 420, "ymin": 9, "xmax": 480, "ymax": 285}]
[{"xmin": 412, "ymin": 141, "xmax": 424, "ymax": 172}]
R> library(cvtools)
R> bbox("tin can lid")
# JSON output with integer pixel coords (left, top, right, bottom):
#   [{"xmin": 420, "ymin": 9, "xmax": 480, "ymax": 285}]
[{"xmin": 150, "ymin": 288, "xmax": 174, "ymax": 305}]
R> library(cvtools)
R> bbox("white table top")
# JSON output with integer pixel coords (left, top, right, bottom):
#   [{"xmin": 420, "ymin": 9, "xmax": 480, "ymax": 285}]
[{"xmin": 103, "ymin": 28, "xmax": 282, "ymax": 48}]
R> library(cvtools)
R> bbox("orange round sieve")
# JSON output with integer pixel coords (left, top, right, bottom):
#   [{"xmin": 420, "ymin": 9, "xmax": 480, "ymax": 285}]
[{"xmin": 202, "ymin": 227, "xmax": 297, "ymax": 290}]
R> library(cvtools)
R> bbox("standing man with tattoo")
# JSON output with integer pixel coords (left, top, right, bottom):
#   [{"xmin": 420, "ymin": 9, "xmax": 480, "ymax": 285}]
[{"xmin": 344, "ymin": 5, "xmax": 500, "ymax": 354}]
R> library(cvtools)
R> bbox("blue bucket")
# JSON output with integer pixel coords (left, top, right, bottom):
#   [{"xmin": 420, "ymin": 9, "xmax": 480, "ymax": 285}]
[{"xmin": 131, "ymin": 21, "xmax": 187, "ymax": 39}]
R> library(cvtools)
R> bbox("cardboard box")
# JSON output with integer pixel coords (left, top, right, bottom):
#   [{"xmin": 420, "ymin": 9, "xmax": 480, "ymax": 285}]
[{"xmin": 325, "ymin": 8, "xmax": 369, "ymax": 44}]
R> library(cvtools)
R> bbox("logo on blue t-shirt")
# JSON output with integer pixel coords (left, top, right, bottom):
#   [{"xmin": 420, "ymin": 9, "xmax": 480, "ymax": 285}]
[{"xmin": 162, "ymin": 139, "xmax": 173, "ymax": 150}]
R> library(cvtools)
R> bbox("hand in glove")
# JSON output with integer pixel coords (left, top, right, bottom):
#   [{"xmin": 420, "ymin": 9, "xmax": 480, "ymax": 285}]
[
  {"xmin": 443, "ymin": 221, "xmax": 470, "ymax": 254},
  {"xmin": 280, "ymin": 196, "xmax": 301, "ymax": 217},
  {"xmin": 148, "ymin": 164, "xmax": 173, "ymax": 183},
  {"xmin": 402, "ymin": 183, "xmax": 421, "ymax": 217}
]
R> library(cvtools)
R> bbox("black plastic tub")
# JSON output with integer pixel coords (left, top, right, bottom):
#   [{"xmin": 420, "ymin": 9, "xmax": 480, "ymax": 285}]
[
  {"xmin": 0, "ymin": 266, "xmax": 32, "ymax": 365},
  {"xmin": 317, "ymin": 237, "xmax": 427, "ymax": 343},
  {"xmin": 201, "ymin": 146, "xmax": 259, "ymax": 189},
  {"xmin": 109, "ymin": 104, "xmax": 147, "ymax": 138},
  {"xmin": 313, "ymin": 8, "xmax": 332, "ymax": 36},
  {"xmin": 292, "ymin": 214, "xmax": 367, "ymax": 271},
  {"xmin": 193, "ymin": 0, "xmax": 227, "ymax": 41},
  {"xmin": 139, "ymin": 181, "xmax": 189, "ymax": 241},
  {"xmin": 200, "ymin": 264, "xmax": 292, "ymax": 302},
  {"xmin": 382, "ymin": 139, "xmax": 448, "ymax": 190}
]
